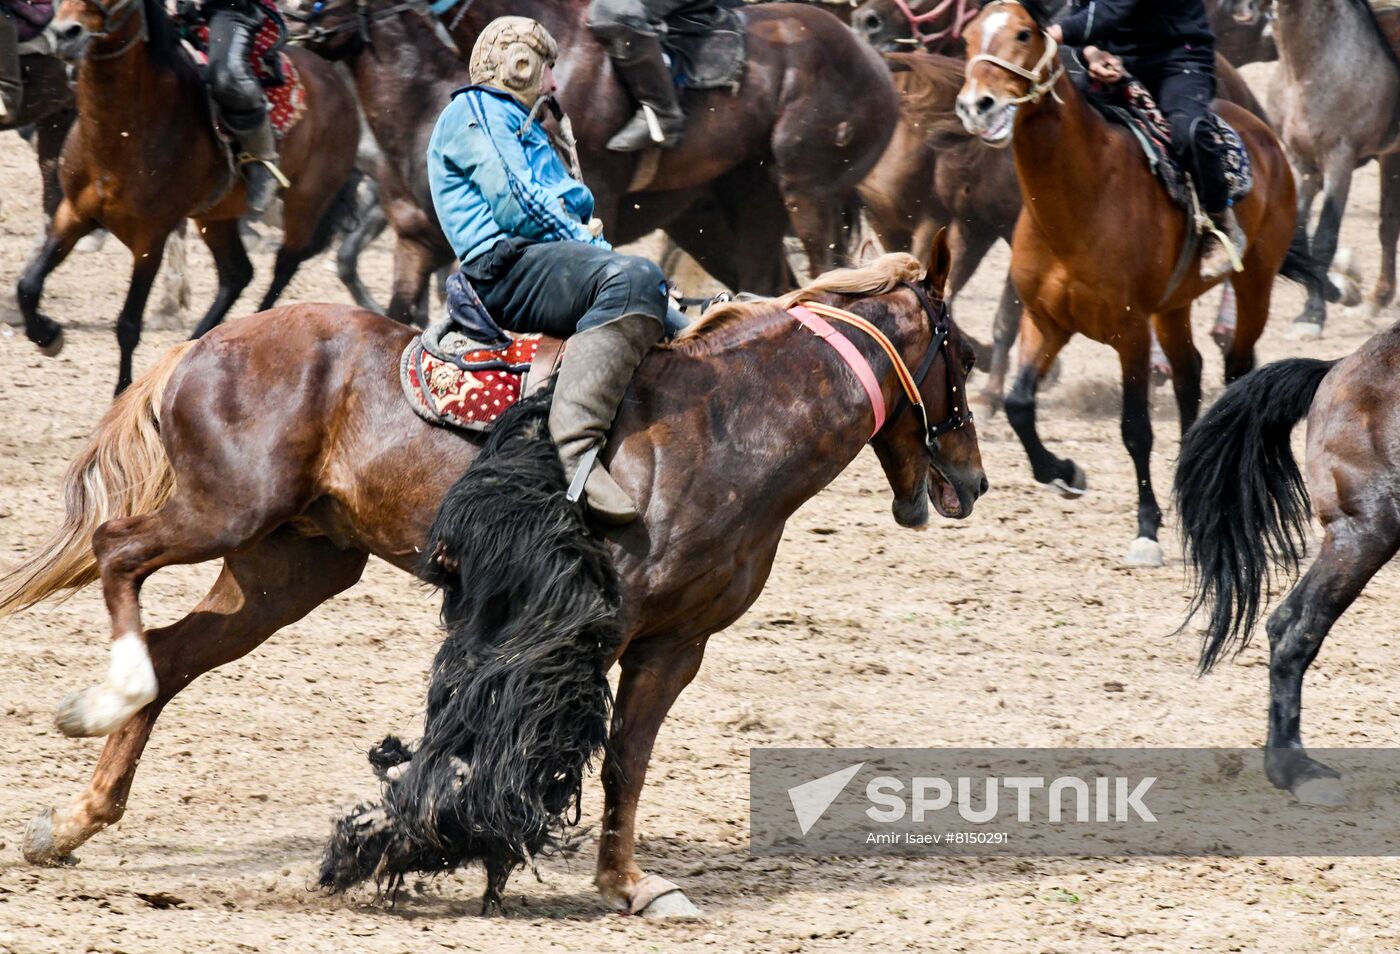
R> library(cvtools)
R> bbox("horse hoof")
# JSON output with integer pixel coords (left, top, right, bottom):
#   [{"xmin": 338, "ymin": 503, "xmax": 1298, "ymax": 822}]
[
  {"xmin": 54, "ymin": 686, "xmax": 138, "ymax": 738},
  {"xmin": 1328, "ymin": 270, "xmax": 1362, "ymax": 308},
  {"xmin": 22, "ymin": 809, "xmax": 78, "ymax": 867},
  {"xmin": 1288, "ymin": 321, "xmax": 1323, "ymax": 342},
  {"xmin": 1123, "ymin": 536, "xmax": 1165, "ymax": 568},
  {"xmin": 39, "ymin": 328, "xmax": 65, "ymax": 358},
  {"xmin": 1047, "ymin": 463, "xmax": 1087, "ymax": 500},
  {"xmin": 629, "ymin": 874, "xmax": 703, "ymax": 920},
  {"xmin": 1209, "ymin": 325, "xmax": 1234, "ymax": 354},
  {"xmin": 1294, "ymin": 776, "xmax": 1347, "ymax": 807}
]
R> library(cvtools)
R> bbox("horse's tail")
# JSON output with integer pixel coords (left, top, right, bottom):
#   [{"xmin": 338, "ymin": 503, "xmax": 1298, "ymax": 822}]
[
  {"xmin": 0, "ymin": 342, "xmax": 193, "ymax": 618},
  {"xmin": 1279, "ymin": 221, "xmax": 1341, "ymax": 304},
  {"xmin": 319, "ymin": 386, "xmax": 624, "ymax": 910},
  {"xmin": 1174, "ymin": 356, "xmax": 1337, "ymax": 673}
]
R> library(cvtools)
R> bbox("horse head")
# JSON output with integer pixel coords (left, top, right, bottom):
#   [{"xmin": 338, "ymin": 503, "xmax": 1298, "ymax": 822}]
[
  {"xmin": 51, "ymin": 0, "xmax": 145, "ymax": 62},
  {"xmin": 1217, "ymin": 0, "xmax": 1270, "ymax": 27},
  {"xmin": 852, "ymin": 0, "xmax": 978, "ymax": 54},
  {"xmin": 284, "ymin": 0, "xmax": 376, "ymax": 59},
  {"xmin": 871, "ymin": 230, "xmax": 987, "ymax": 525},
  {"xmin": 955, "ymin": 0, "xmax": 1060, "ymax": 148}
]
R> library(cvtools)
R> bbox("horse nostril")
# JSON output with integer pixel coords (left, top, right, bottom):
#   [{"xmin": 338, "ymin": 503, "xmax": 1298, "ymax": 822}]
[
  {"xmin": 977, "ymin": 95, "xmax": 995, "ymax": 114},
  {"xmin": 978, "ymin": 476, "xmax": 990, "ymax": 497},
  {"xmin": 57, "ymin": 23, "xmax": 83, "ymax": 41},
  {"xmin": 860, "ymin": 11, "xmax": 882, "ymax": 33}
]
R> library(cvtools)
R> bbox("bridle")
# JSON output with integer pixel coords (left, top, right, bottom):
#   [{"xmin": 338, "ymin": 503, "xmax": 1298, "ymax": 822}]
[
  {"xmin": 965, "ymin": 0, "xmax": 1064, "ymax": 105},
  {"xmin": 78, "ymin": 0, "xmax": 149, "ymax": 60},
  {"xmin": 888, "ymin": 0, "xmax": 977, "ymax": 48},
  {"xmin": 285, "ymin": 0, "xmax": 437, "ymax": 45},
  {"xmin": 792, "ymin": 282, "xmax": 973, "ymax": 455}
]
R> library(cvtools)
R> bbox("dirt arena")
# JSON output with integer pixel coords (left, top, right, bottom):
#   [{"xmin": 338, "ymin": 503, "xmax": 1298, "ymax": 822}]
[{"xmin": 3, "ymin": 63, "xmax": 1400, "ymax": 952}]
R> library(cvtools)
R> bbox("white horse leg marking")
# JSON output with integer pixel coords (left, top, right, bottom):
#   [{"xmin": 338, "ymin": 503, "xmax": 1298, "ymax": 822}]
[{"xmin": 55, "ymin": 633, "xmax": 158, "ymax": 738}]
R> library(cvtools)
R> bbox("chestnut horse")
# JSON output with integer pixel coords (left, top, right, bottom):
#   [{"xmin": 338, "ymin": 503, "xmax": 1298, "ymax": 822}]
[
  {"xmin": 0, "ymin": 245, "xmax": 985, "ymax": 915},
  {"xmin": 17, "ymin": 0, "xmax": 358, "ymax": 393},
  {"xmin": 1174, "ymin": 334, "xmax": 1399, "ymax": 806},
  {"xmin": 955, "ymin": 0, "xmax": 1323, "ymax": 567}
]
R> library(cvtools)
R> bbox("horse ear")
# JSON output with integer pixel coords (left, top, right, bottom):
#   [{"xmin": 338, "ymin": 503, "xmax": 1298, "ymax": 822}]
[{"xmin": 925, "ymin": 227, "xmax": 953, "ymax": 299}]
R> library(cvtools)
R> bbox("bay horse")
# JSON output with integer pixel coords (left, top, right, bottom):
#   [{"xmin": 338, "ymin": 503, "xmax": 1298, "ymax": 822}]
[
  {"xmin": 17, "ymin": 0, "xmax": 358, "ymax": 393},
  {"xmin": 955, "ymin": 0, "xmax": 1323, "ymax": 567},
  {"xmin": 1174, "ymin": 332, "xmax": 1400, "ymax": 806},
  {"xmin": 437, "ymin": 0, "xmax": 899, "ymax": 293},
  {"xmin": 1223, "ymin": 0, "xmax": 1400, "ymax": 334},
  {"xmin": 0, "ymin": 243, "xmax": 985, "ymax": 915},
  {"xmin": 860, "ymin": 50, "xmax": 1270, "ymax": 412}
]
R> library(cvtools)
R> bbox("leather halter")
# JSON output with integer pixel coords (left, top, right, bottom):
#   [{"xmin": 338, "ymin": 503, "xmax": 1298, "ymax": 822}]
[
  {"xmin": 889, "ymin": 0, "xmax": 977, "ymax": 48},
  {"xmin": 965, "ymin": 0, "xmax": 1064, "ymax": 105},
  {"xmin": 789, "ymin": 282, "xmax": 972, "ymax": 452}
]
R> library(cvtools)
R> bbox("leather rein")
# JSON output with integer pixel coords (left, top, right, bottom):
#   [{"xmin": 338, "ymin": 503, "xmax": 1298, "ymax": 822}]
[
  {"xmin": 790, "ymin": 282, "xmax": 972, "ymax": 453},
  {"xmin": 890, "ymin": 0, "xmax": 978, "ymax": 48}
]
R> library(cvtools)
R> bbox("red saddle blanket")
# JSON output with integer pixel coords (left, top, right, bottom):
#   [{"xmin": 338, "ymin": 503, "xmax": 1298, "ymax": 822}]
[
  {"xmin": 400, "ymin": 333, "xmax": 549, "ymax": 433},
  {"xmin": 184, "ymin": 6, "xmax": 307, "ymax": 138}
]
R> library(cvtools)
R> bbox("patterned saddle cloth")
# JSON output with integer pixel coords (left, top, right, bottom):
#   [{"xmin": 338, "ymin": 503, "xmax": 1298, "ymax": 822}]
[
  {"xmin": 400, "ymin": 328, "xmax": 562, "ymax": 433},
  {"xmin": 176, "ymin": 0, "xmax": 308, "ymax": 138},
  {"xmin": 1086, "ymin": 78, "xmax": 1252, "ymax": 215}
]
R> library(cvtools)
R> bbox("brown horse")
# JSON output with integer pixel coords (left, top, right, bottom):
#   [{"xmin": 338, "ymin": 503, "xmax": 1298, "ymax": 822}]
[
  {"xmin": 2, "ymin": 52, "xmax": 76, "ymax": 224},
  {"xmin": 1174, "ymin": 336, "xmax": 1398, "ymax": 807},
  {"xmin": 955, "ymin": 0, "xmax": 1322, "ymax": 567},
  {"xmin": 860, "ymin": 50, "xmax": 1272, "ymax": 412},
  {"xmin": 17, "ymin": 0, "xmax": 358, "ymax": 393},
  {"xmin": 0, "ymin": 244, "xmax": 985, "ymax": 915}
]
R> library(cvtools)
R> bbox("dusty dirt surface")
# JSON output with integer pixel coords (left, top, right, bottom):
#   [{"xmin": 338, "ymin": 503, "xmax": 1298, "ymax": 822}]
[{"xmin": 3, "ymin": 66, "xmax": 1400, "ymax": 952}]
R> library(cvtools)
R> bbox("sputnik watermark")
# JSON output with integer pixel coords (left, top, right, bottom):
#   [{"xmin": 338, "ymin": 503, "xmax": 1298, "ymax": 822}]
[{"xmin": 750, "ymin": 749, "xmax": 1400, "ymax": 857}]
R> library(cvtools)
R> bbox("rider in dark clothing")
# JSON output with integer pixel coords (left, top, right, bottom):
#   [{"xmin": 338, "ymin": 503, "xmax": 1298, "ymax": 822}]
[
  {"xmin": 196, "ymin": 0, "xmax": 286, "ymax": 212},
  {"xmin": 1050, "ymin": 0, "xmax": 1244, "ymax": 279},
  {"xmin": 0, "ymin": 0, "xmax": 51, "ymax": 122},
  {"xmin": 586, "ymin": 0, "xmax": 697, "ymax": 151}
]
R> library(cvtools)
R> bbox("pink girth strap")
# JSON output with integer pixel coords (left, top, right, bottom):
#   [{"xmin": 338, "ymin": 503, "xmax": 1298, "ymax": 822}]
[{"xmin": 789, "ymin": 304, "xmax": 886, "ymax": 438}]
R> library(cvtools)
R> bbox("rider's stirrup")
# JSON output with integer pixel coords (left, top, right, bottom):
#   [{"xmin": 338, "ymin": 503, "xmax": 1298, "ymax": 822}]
[{"xmin": 238, "ymin": 155, "xmax": 291, "ymax": 190}]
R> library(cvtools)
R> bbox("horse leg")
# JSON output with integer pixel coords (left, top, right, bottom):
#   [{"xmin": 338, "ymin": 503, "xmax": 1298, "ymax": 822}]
[
  {"xmin": 595, "ymin": 637, "xmax": 707, "ymax": 918},
  {"xmin": 1115, "ymin": 327, "xmax": 1164, "ymax": 567},
  {"xmin": 34, "ymin": 110, "xmax": 70, "ymax": 224},
  {"xmin": 944, "ymin": 220, "xmax": 996, "ymax": 374},
  {"xmin": 17, "ymin": 199, "xmax": 98, "ymax": 356},
  {"xmin": 1150, "ymin": 305, "xmax": 1202, "ymax": 436},
  {"xmin": 1221, "ymin": 249, "xmax": 1275, "ymax": 384},
  {"xmin": 1366, "ymin": 150, "xmax": 1400, "ymax": 316},
  {"xmin": 1004, "ymin": 314, "xmax": 1083, "ymax": 496},
  {"xmin": 111, "ymin": 233, "xmax": 170, "ymax": 395},
  {"xmin": 336, "ymin": 186, "xmax": 388, "ymax": 313},
  {"xmin": 1263, "ymin": 518, "xmax": 1398, "ymax": 806},
  {"xmin": 25, "ymin": 530, "xmax": 368, "ymax": 864},
  {"xmin": 188, "ymin": 218, "xmax": 253, "ymax": 339},
  {"xmin": 387, "ymin": 237, "xmax": 440, "ymax": 327},
  {"xmin": 1295, "ymin": 149, "xmax": 1356, "ymax": 332},
  {"xmin": 782, "ymin": 186, "xmax": 842, "ymax": 280},
  {"xmin": 976, "ymin": 273, "xmax": 1023, "ymax": 416}
]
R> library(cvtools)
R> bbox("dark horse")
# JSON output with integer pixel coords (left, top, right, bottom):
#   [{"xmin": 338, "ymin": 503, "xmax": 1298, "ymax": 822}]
[
  {"xmin": 2, "ymin": 51, "xmax": 76, "ymax": 225},
  {"xmin": 17, "ymin": 0, "xmax": 358, "ymax": 393},
  {"xmin": 0, "ymin": 243, "xmax": 985, "ymax": 915},
  {"xmin": 1173, "ymin": 329, "xmax": 1400, "ymax": 807},
  {"xmin": 956, "ymin": 0, "xmax": 1321, "ymax": 567}
]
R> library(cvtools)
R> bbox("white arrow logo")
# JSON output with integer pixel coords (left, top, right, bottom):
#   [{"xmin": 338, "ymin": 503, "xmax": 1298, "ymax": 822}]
[{"xmin": 788, "ymin": 762, "xmax": 865, "ymax": 835}]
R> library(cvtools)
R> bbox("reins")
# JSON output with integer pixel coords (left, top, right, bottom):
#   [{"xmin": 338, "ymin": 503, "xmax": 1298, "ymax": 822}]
[
  {"xmin": 83, "ymin": 0, "xmax": 148, "ymax": 60},
  {"xmin": 790, "ymin": 283, "xmax": 972, "ymax": 451},
  {"xmin": 965, "ymin": 0, "xmax": 1064, "ymax": 104}
]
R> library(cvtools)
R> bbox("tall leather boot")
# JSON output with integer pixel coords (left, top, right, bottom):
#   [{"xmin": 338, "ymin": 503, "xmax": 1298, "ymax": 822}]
[
  {"xmin": 549, "ymin": 314, "xmax": 663, "ymax": 524},
  {"xmin": 0, "ymin": 12, "xmax": 22, "ymax": 124},
  {"xmin": 236, "ymin": 116, "xmax": 289, "ymax": 215},
  {"xmin": 604, "ymin": 36, "xmax": 685, "ymax": 152}
]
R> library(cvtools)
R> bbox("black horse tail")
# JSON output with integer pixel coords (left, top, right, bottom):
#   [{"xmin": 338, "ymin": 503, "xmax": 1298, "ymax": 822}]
[
  {"xmin": 1174, "ymin": 357, "xmax": 1337, "ymax": 673},
  {"xmin": 1279, "ymin": 221, "xmax": 1342, "ymax": 305},
  {"xmin": 319, "ymin": 386, "xmax": 624, "ymax": 909}
]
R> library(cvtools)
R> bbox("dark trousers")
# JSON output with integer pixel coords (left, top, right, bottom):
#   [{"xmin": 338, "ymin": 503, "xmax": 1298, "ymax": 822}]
[
  {"xmin": 587, "ymin": 0, "xmax": 698, "ymax": 41},
  {"xmin": 470, "ymin": 241, "xmax": 669, "ymax": 336},
  {"xmin": 1129, "ymin": 53, "xmax": 1229, "ymax": 213},
  {"xmin": 206, "ymin": 8, "xmax": 265, "ymax": 134},
  {"xmin": 0, "ymin": 9, "xmax": 21, "ymax": 119}
]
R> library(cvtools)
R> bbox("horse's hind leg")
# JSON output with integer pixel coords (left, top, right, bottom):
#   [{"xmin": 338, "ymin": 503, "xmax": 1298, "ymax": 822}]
[
  {"xmin": 1004, "ymin": 313, "xmax": 1082, "ymax": 493},
  {"xmin": 1115, "ymin": 327, "xmax": 1165, "ymax": 567},
  {"xmin": 1264, "ymin": 516, "xmax": 1398, "ymax": 806},
  {"xmin": 1150, "ymin": 305, "xmax": 1202, "ymax": 436},
  {"xmin": 1296, "ymin": 149, "xmax": 1356, "ymax": 331},
  {"xmin": 188, "ymin": 218, "xmax": 253, "ymax": 339},
  {"xmin": 257, "ymin": 175, "xmax": 352, "ymax": 311},
  {"xmin": 112, "ymin": 232, "xmax": 170, "ymax": 395},
  {"xmin": 1366, "ymin": 151, "xmax": 1400, "ymax": 315},
  {"xmin": 1222, "ymin": 244, "xmax": 1277, "ymax": 384},
  {"xmin": 17, "ymin": 198, "xmax": 98, "ymax": 356},
  {"xmin": 25, "ymin": 530, "xmax": 367, "ymax": 864}
]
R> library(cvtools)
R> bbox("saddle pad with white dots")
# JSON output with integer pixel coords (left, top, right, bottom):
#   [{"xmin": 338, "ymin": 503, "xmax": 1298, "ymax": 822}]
[{"xmin": 400, "ymin": 332, "xmax": 545, "ymax": 433}]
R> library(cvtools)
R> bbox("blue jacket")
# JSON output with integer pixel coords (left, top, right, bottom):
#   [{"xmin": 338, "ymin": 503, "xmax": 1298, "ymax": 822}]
[{"xmin": 427, "ymin": 86, "xmax": 611, "ymax": 267}]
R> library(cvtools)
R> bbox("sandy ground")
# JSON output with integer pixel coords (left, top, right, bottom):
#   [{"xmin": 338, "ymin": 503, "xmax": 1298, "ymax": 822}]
[{"xmin": 3, "ymin": 64, "xmax": 1400, "ymax": 952}]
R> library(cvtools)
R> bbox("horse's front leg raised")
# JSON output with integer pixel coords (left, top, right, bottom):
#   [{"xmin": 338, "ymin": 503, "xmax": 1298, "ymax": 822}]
[
  {"xmin": 1004, "ymin": 312, "xmax": 1083, "ymax": 496},
  {"xmin": 26, "ymin": 530, "xmax": 367, "ymax": 864},
  {"xmin": 17, "ymin": 198, "xmax": 98, "ymax": 358},
  {"xmin": 1117, "ymin": 329, "xmax": 1165, "ymax": 567},
  {"xmin": 596, "ymin": 636, "xmax": 707, "ymax": 918}
]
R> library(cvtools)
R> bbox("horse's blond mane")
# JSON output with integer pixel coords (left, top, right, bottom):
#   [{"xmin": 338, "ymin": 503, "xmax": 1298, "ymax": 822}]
[{"xmin": 677, "ymin": 252, "xmax": 927, "ymax": 345}]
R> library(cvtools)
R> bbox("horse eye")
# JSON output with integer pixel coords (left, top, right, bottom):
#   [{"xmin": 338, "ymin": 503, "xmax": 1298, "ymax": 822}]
[{"xmin": 1016, "ymin": 29, "xmax": 1032, "ymax": 41}]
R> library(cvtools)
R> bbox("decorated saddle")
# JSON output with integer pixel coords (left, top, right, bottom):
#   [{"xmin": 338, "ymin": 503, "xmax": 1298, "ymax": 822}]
[
  {"xmin": 400, "ymin": 273, "xmax": 564, "ymax": 433},
  {"xmin": 1085, "ymin": 78, "xmax": 1252, "ymax": 215},
  {"xmin": 174, "ymin": 0, "xmax": 308, "ymax": 138}
]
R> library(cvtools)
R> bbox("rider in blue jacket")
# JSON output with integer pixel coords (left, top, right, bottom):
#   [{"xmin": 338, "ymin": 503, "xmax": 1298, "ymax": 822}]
[{"xmin": 427, "ymin": 16, "xmax": 668, "ymax": 525}]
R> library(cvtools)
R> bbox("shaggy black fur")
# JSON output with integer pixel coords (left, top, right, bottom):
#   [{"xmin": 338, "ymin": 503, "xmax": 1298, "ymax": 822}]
[
  {"xmin": 1174, "ymin": 357, "xmax": 1337, "ymax": 673},
  {"xmin": 319, "ymin": 388, "xmax": 625, "ymax": 910}
]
